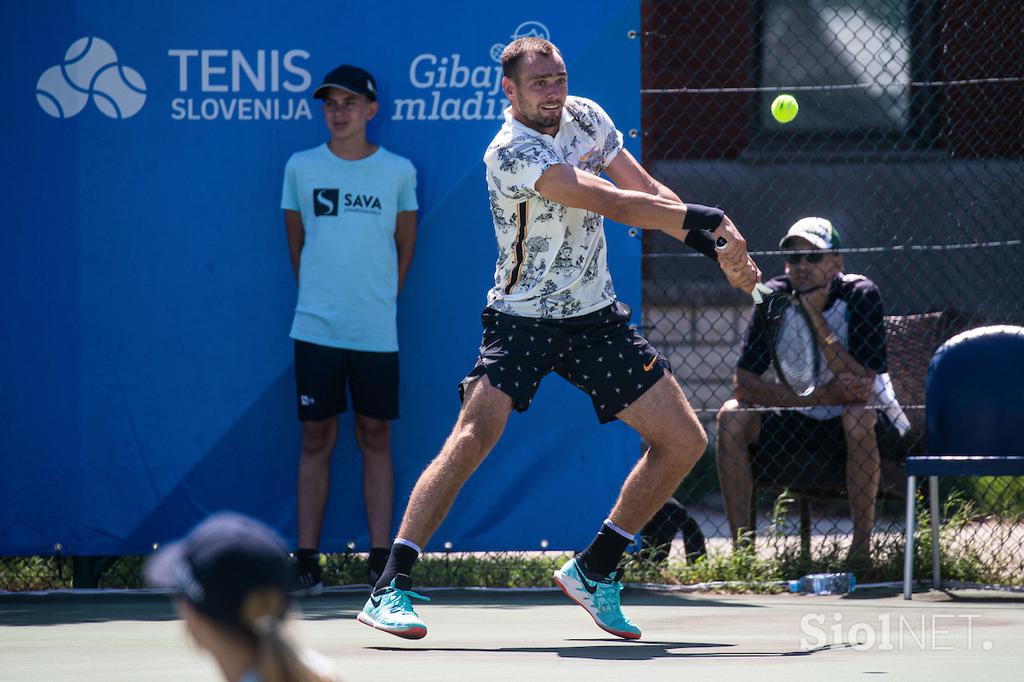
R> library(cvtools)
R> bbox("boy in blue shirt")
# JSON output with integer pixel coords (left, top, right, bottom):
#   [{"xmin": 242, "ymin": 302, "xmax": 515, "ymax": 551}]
[{"xmin": 281, "ymin": 64, "xmax": 418, "ymax": 594}]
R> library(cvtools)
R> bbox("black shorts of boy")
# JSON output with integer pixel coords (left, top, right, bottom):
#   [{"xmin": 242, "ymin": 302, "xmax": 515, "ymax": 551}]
[
  {"xmin": 459, "ymin": 301, "xmax": 669, "ymax": 424},
  {"xmin": 294, "ymin": 340, "xmax": 399, "ymax": 422},
  {"xmin": 750, "ymin": 410, "xmax": 905, "ymax": 489}
]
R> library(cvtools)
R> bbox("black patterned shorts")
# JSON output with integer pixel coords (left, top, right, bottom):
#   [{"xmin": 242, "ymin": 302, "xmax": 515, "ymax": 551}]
[{"xmin": 459, "ymin": 301, "xmax": 669, "ymax": 423}]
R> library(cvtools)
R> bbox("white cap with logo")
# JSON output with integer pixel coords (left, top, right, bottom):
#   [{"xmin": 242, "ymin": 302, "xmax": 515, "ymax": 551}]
[{"xmin": 780, "ymin": 217, "xmax": 841, "ymax": 251}]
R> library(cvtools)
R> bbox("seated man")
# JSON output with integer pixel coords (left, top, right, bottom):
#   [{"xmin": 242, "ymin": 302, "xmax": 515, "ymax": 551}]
[{"xmin": 716, "ymin": 217, "xmax": 908, "ymax": 562}]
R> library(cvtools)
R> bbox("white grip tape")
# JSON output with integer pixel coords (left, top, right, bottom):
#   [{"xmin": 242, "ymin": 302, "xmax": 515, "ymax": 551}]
[{"xmin": 717, "ymin": 236, "xmax": 769, "ymax": 304}]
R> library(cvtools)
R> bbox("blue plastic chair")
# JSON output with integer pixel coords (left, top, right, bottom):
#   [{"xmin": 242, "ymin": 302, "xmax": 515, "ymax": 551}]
[{"xmin": 903, "ymin": 325, "xmax": 1024, "ymax": 599}]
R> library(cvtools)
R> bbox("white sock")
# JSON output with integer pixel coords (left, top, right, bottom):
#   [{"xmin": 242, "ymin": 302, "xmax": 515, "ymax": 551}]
[
  {"xmin": 603, "ymin": 518, "xmax": 635, "ymax": 541},
  {"xmin": 393, "ymin": 538, "xmax": 423, "ymax": 554}
]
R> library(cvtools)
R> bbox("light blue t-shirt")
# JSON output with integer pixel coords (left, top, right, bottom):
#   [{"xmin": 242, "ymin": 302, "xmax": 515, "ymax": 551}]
[{"xmin": 281, "ymin": 144, "xmax": 417, "ymax": 351}]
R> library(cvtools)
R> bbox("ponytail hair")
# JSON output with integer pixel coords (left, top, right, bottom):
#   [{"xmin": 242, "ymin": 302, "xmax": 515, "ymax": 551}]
[{"xmin": 240, "ymin": 588, "xmax": 328, "ymax": 682}]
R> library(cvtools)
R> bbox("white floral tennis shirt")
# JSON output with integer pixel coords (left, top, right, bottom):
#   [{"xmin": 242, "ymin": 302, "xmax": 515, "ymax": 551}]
[{"xmin": 482, "ymin": 96, "xmax": 624, "ymax": 319}]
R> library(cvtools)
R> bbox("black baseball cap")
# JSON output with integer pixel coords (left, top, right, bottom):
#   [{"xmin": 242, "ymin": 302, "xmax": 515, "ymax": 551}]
[
  {"xmin": 313, "ymin": 64, "xmax": 377, "ymax": 101},
  {"xmin": 145, "ymin": 512, "xmax": 290, "ymax": 630}
]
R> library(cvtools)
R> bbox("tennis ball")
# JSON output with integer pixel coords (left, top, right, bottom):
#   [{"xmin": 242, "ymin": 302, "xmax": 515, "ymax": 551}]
[{"xmin": 771, "ymin": 94, "xmax": 798, "ymax": 123}]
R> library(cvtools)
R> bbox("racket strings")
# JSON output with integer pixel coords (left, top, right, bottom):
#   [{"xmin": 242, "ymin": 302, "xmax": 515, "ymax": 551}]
[{"xmin": 771, "ymin": 298, "xmax": 820, "ymax": 395}]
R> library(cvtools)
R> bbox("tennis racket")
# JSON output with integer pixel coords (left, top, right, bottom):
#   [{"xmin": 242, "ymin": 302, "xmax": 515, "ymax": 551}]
[
  {"xmin": 714, "ymin": 235, "xmax": 822, "ymax": 396},
  {"xmin": 757, "ymin": 288, "xmax": 821, "ymax": 396}
]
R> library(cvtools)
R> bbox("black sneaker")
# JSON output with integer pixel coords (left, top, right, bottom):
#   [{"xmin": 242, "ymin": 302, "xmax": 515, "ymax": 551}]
[{"xmin": 289, "ymin": 556, "xmax": 323, "ymax": 597}]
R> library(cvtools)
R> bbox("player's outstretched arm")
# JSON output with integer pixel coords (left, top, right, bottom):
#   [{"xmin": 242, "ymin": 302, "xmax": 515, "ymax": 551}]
[
  {"xmin": 534, "ymin": 162, "xmax": 761, "ymax": 294},
  {"xmin": 601, "ymin": 149, "xmax": 746, "ymax": 261},
  {"xmin": 602, "ymin": 148, "xmax": 681, "ymax": 205},
  {"xmin": 534, "ymin": 163, "xmax": 685, "ymax": 231}
]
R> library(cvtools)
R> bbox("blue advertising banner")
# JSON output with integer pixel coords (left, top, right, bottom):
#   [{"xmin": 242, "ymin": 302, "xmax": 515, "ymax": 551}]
[{"xmin": 0, "ymin": 0, "xmax": 642, "ymax": 555}]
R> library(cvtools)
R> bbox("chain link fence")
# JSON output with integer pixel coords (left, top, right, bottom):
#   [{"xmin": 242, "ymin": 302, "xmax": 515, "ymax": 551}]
[
  {"xmin": 638, "ymin": 0, "xmax": 1023, "ymax": 585},
  {"xmin": 3, "ymin": 1, "xmax": 1022, "ymax": 592}
]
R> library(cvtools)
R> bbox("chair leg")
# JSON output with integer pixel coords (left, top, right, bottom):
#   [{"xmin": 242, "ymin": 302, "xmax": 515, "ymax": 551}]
[
  {"xmin": 929, "ymin": 476, "xmax": 941, "ymax": 589},
  {"xmin": 799, "ymin": 497, "xmax": 811, "ymax": 562},
  {"xmin": 749, "ymin": 488, "xmax": 757, "ymax": 544},
  {"xmin": 903, "ymin": 475, "xmax": 916, "ymax": 600}
]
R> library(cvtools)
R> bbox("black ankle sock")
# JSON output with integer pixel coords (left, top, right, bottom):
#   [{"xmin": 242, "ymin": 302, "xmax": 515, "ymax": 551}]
[
  {"xmin": 296, "ymin": 548, "xmax": 319, "ymax": 570},
  {"xmin": 373, "ymin": 542, "xmax": 419, "ymax": 593},
  {"xmin": 577, "ymin": 523, "xmax": 632, "ymax": 578}
]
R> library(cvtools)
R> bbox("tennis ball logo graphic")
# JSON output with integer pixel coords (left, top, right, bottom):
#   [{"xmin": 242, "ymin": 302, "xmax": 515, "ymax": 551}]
[
  {"xmin": 771, "ymin": 94, "xmax": 798, "ymax": 123},
  {"xmin": 36, "ymin": 37, "xmax": 146, "ymax": 119}
]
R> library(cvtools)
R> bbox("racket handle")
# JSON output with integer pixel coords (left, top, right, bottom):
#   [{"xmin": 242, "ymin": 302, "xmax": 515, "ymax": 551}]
[
  {"xmin": 751, "ymin": 282, "xmax": 772, "ymax": 304},
  {"xmin": 715, "ymin": 236, "xmax": 764, "ymax": 303}
]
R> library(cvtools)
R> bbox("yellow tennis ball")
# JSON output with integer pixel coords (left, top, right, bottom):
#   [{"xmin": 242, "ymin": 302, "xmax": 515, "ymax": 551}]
[{"xmin": 771, "ymin": 94, "xmax": 798, "ymax": 123}]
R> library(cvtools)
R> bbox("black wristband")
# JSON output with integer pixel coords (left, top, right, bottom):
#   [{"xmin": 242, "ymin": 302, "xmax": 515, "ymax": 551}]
[
  {"xmin": 683, "ymin": 228, "xmax": 719, "ymax": 261},
  {"xmin": 682, "ymin": 203, "xmax": 725, "ymax": 233}
]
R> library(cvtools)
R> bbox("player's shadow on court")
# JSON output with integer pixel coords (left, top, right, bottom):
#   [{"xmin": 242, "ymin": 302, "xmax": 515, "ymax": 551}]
[{"xmin": 368, "ymin": 641, "xmax": 855, "ymax": 661}]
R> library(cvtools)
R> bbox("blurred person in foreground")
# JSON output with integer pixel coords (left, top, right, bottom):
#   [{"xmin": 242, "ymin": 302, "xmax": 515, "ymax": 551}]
[{"xmin": 147, "ymin": 512, "xmax": 341, "ymax": 682}]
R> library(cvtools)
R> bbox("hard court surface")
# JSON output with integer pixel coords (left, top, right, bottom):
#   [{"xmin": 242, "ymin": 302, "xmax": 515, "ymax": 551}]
[{"xmin": 2, "ymin": 587, "xmax": 1022, "ymax": 681}]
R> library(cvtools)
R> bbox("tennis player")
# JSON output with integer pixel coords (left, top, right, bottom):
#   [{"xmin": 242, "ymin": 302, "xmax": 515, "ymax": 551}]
[
  {"xmin": 358, "ymin": 37, "xmax": 760, "ymax": 640},
  {"xmin": 716, "ymin": 217, "xmax": 909, "ymax": 562},
  {"xmin": 146, "ymin": 512, "xmax": 341, "ymax": 682}
]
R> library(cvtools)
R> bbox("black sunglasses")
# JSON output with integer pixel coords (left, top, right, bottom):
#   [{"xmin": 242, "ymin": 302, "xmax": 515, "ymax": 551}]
[{"xmin": 785, "ymin": 252, "xmax": 827, "ymax": 264}]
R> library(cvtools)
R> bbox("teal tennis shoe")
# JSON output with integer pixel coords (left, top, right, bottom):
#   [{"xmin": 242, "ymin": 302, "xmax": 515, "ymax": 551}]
[
  {"xmin": 357, "ymin": 579, "xmax": 430, "ymax": 639},
  {"xmin": 553, "ymin": 557, "xmax": 641, "ymax": 640}
]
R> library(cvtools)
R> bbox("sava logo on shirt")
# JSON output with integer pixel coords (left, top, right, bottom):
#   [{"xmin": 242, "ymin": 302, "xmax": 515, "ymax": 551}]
[{"xmin": 312, "ymin": 188, "xmax": 382, "ymax": 216}]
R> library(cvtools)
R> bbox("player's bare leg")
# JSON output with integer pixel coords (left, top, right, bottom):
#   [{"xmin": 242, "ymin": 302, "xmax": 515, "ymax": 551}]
[
  {"xmin": 611, "ymin": 373, "xmax": 708, "ymax": 533},
  {"xmin": 396, "ymin": 376, "xmax": 513, "ymax": 547},
  {"xmin": 359, "ymin": 377, "xmax": 511, "ymax": 639},
  {"xmin": 715, "ymin": 399, "xmax": 762, "ymax": 546},
  {"xmin": 843, "ymin": 405, "xmax": 880, "ymax": 561},
  {"xmin": 552, "ymin": 373, "xmax": 706, "ymax": 641}
]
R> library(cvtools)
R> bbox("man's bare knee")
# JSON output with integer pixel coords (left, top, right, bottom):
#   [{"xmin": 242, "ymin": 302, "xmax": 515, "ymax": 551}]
[
  {"xmin": 718, "ymin": 398, "xmax": 742, "ymax": 419},
  {"xmin": 430, "ymin": 376, "xmax": 512, "ymax": 475},
  {"xmin": 842, "ymin": 405, "xmax": 876, "ymax": 440},
  {"xmin": 644, "ymin": 413, "xmax": 706, "ymax": 477},
  {"xmin": 718, "ymin": 398, "xmax": 756, "ymax": 426},
  {"xmin": 718, "ymin": 400, "xmax": 759, "ymax": 456},
  {"xmin": 355, "ymin": 416, "xmax": 391, "ymax": 452},
  {"xmin": 301, "ymin": 420, "xmax": 335, "ymax": 457}
]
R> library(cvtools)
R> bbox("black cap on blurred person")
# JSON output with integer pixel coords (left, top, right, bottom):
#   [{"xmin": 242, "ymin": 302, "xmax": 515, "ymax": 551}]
[
  {"xmin": 145, "ymin": 512, "xmax": 290, "ymax": 630},
  {"xmin": 312, "ymin": 64, "xmax": 377, "ymax": 101}
]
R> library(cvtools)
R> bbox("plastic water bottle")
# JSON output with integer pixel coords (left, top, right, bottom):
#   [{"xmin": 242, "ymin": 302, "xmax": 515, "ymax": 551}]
[{"xmin": 787, "ymin": 572, "xmax": 856, "ymax": 595}]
